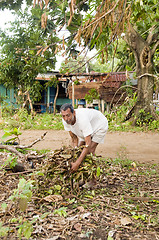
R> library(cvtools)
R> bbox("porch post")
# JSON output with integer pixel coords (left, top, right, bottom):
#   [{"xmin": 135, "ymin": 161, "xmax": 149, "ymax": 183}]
[
  {"xmin": 47, "ymin": 86, "xmax": 50, "ymax": 112},
  {"xmin": 10, "ymin": 89, "xmax": 14, "ymax": 104},
  {"xmin": 72, "ymin": 82, "xmax": 75, "ymax": 108},
  {"xmin": 106, "ymin": 103, "xmax": 110, "ymax": 113},
  {"xmin": 101, "ymin": 99, "xmax": 105, "ymax": 113}
]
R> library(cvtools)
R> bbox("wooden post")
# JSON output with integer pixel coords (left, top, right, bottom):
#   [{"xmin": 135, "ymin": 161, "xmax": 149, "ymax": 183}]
[
  {"xmin": 0, "ymin": 93, "xmax": 2, "ymax": 118},
  {"xmin": 27, "ymin": 92, "xmax": 34, "ymax": 115},
  {"xmin": 101, "ymin": 99, "xmax": 105, "ymax": 113},
  {"xmin": 76, "ymin": 99, "xmax": 78, "ymax": 107},
  {"xmin": 47, "ymin": 86, "xmax": 50, "ymax": 112},
  {"xmin": 53, "ymin": 84, "xmax": 59, "ymax": 115},
  {"xmin": 72, "ymin": 82, "xmax": 75, "ymax": 108},
  {"xmin": 106, "ymin": 103, "xmax": 110, "ymax": 113},
  {"xmin": 98, "ymin": 99, "xmax": 101, "ymax": 111}
]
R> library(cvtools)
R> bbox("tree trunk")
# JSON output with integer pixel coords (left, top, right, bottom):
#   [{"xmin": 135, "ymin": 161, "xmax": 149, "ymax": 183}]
[
  {"xmin": 53, "ymin": 84, "xmax": 59, "ymax": 115},
  {"xmin": 125, "ymin": 24, "xmax": 159, "ymax": 124},
  {"xmin": 27, "ymin": 92, "xmax": 34, "ymax": 116}
]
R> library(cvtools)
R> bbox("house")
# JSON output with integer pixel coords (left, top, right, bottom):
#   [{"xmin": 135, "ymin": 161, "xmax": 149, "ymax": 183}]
[
  {"xmin": 0, "ymin": 71, "xmax": 137, "ymax": 113},
  {"xmin": 0, "ymin": 84, "xmax": 18, "ymax": 110},
  {"xmin": 34, "ymin": 72, "xmax": 71, "ymax": 113},
  {"xmin": 67, "ymin": 71, "xmax": 137, "ymax": 112},
  {"xmin": 0, "ymin": 71, "xmax": 72, "ymax": 113}
]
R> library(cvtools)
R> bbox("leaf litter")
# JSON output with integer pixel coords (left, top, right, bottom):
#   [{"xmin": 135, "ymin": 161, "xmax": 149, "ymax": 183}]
[{"xmin": 0, "ymin": 145, "xmax": 159, "ymax": 239}]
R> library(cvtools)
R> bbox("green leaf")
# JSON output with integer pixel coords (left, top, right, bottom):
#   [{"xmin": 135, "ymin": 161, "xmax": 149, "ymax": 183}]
[
  {"xmin": 54, "ymin": 185, "xmax": 61, "ymax": 191},
  {"xmin": 84, "ymin": 195, "xmax": 94, "ymax": 199},
  {"xmin": 35, "ymin": 171, "xmax": 44, "ymax": 176},
  {"xmin": 125, "ymin": 65, "xmax": 132, "ymax": 71},
  {"xmin": 23, "ymin": 222, "xmax": 33, "ymax": 239},
  {"xmin": 132, "ymin": 215, "xmax": 139, "ymax": 220},
  {"xmin": 96, "ymin": 166, "xmax": 101, "ymax": 177},
  {"xmin": 53, "ymin": 207, "xmax": 67, "ymax": 217},
  {"xmin": 1, "ymin": 203, "xmax": 7, "ymax": 212},
  {"xmin": 10, "ymin": 218, "xmax": 18, "ymax": 223},
  {"xmin": 0, "ymin": 222, "xmax": 9, "ymax": 237},
  {"xmin": 19, "ymin": 197, "xmax": 28, "ymax": 212},
  {"xmin": 107, "ymin": 236, "xmax": 114, "ymax": 240},
  {"xmin": 68, "ymin": 198, "xmax": 76, "ymax": 204},
  {"xmin": 1, "ymin": 132, "xmax": 12, "ymax": 140}
]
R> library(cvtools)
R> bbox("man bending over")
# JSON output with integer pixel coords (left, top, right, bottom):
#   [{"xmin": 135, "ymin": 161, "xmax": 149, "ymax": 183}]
[{"xmin": 60, "ymin": 103, "xmax": 108, "ymax": 172}]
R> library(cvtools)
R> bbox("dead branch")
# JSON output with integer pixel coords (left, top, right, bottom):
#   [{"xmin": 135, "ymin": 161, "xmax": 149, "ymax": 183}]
[
  {"xmin": 152, "ymin": 40, "xmax": 159, "ymax": 56},
  {"xmin": 14, "ymin": 131, "xmax": 47, "ymax": 149},
  {"xmin": 124, "ymin": 196, "xmax": 159, "ymax": 201},
  {"xmin": 0, "ymin": 132, "xmax": 48, "ymax": 172},
  {"xmin": 110, "ymin": 85, "xmax": 138, "ymax": 108},
  {"xmin": 26, "ymin": 154, "xmax": 46, "ymax": 160},
  {"xmin": 0, "ymin": 145, "xmax": 24, "ymax": 158},
  {"xmin": 146, "ymin": 25, "xmax": 158, "ymax": 45},
  {"xmin": 3, "ymin": 169, "xmax": 34, "ymax": 177}
]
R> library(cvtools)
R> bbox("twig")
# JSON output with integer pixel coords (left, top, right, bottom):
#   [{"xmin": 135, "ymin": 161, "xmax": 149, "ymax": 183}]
[
  {"xmin": 124, "ymin": 196, "xmax": 159, "ymax": 201},
  {"xmin": 15, "ymin": 131, "xmax": 47, "ymax": 149},
  {"xmin": 2, "ymin": 169, "xmax": 34, "ymax": 178},
  {"xmin": 110, "ymin": 85, "xmax": 138, "ymax": 108},
  {"xmin": 26, "ymin": 154, "xmax": 46, "ymax": 160}
]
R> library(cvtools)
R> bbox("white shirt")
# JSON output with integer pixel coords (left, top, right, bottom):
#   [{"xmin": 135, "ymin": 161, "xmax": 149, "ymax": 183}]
[{"xmin": 62, "ymin": 108, "xmax": 108, "ymax": 140}]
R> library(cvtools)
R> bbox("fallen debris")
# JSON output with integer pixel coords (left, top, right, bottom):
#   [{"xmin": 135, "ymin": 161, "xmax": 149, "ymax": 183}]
[{"xmin": 1, "ymin": 143, "xmax": 159, "ymax": 239}]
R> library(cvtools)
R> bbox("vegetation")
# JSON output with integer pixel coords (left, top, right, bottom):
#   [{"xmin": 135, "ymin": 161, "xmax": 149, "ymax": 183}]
[
  {"xmin": 0, "ymin": 7, "xmax": 58, "ymax": 113},
  {"xmin": 0, "ymin": 144, "xmax": 159, "ymax": 239},
  {"xmin": 0, "ymin": 98, "xmax": 159, "ymax": 132},
  {"xmin": 0, "ymin": 0, "xmax": 159, "ymax": 124},
  {"xmin": 0, "ymin": 2, "xmax": 158, "ymax": 239},
  {"xmin": 0, "ymin": 109, "xmax": 64, "ymax": 130},
  {"xmin": 85, "ymin": 88, "xmax": 100, "ymax": 104}
]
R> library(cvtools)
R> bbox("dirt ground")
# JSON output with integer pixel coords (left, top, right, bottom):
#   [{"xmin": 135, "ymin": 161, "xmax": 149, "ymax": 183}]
[
  {"xmin": 1, "ymin": 130, "xmax": 159, "ymax": 239},
  {"xmin": 1, "ymin": 130, "xmax": 158, "ymax": 163}
]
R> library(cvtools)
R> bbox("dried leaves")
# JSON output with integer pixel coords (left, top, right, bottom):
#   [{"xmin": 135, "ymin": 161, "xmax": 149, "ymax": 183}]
[
  {"xmin": 68, "ymin": 0, "xmax": 77, "ymax": 26},
  {"xmin": 1, "ymin": 146, "xmax": 159, "ymax": 239},
  {"xmin": 74, "ymin": 0, "xmax": 131, "ymax": 62},
  {"xmin": 35, "ymin": 146, "xmax": 98, "ymax": 198}
]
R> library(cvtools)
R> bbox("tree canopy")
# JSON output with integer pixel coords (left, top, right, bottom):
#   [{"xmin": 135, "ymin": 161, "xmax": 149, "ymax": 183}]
[
  {"xmin": 0, "ymin": 6, "xmax": 58, "ymax": 108},
  {"xmin": 0, "ymin": 0, "xmax": 159, "ymax": 122},
  {"xmin": 0, "ymin": 0, "xmax": 32, "ymax": 10}
]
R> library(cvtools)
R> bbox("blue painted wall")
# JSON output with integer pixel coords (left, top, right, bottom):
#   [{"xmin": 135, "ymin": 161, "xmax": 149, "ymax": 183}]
[
  {"xmin": 0, "ymin": 84, "xmax": 18, "ymax": 109},
  {"xmin": 0, "ymin": 83, "xmax": 71, "ymax": 113}
]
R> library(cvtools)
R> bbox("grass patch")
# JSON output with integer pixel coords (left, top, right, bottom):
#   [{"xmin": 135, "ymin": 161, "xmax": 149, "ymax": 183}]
[
  {"xmin": 0, "ymin": 109, "xmax": 159, "ymax": 132},
  {"xmin": 0, "ymin": 111, "xmax": 64, "ymax": 130}
]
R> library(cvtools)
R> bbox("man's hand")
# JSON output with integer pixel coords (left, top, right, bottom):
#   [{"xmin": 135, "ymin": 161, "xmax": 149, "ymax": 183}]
[{"xmin": 71, "ymin": 161, "xmax": 80, "ymax": 173}]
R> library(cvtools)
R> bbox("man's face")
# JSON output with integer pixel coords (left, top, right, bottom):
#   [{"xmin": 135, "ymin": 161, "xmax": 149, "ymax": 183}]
[{"xmin": 61, "ymin": 108, "xmax": 75, "ymax": 125}]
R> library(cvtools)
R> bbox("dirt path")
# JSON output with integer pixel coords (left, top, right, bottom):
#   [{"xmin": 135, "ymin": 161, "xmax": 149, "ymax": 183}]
[{"xmin": 0, "ymin": 130, "xmax": 158, "ymax": 163}]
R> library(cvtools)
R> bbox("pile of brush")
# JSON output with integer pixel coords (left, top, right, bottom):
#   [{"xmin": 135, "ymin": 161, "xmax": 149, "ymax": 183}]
[{"xmin": 35, "ymin": 146, "xmax": 99, "ymax": 197}]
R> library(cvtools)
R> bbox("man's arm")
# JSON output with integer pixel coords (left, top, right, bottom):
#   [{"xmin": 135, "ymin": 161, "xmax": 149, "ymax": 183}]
[
  {"xmin": 69, "ymin": 131, "xmax": 78, "ymax": 147},
  {"xmin": 71, "ymin": 135, "xmax": 92, "ymax": 172}
]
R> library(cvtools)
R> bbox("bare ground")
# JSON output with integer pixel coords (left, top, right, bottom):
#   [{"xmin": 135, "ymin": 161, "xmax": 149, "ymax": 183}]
[{"xmin": 0, "ymin": 130, "xmax": 158, "ymax": 163}]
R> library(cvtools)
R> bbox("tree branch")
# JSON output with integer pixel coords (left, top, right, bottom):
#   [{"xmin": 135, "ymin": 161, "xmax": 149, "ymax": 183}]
[
  {"xmin": 15, "ymin": 131, "xmax": 47, "ymax": 149},
  {"xmin": 146, "ymin": 25, "xmax": 157, "ymax": 45},
  {"xmin": 152, "ymin": 40, "xmax": 159, "ymax": 56},
  {"xmin": 137, "ymin": 73, "xmax": 159, "ymax": 80},
  {"xmin": 110, "ymin": 85, "xmax": 138, "ymax": 108},
  {"xmin": 0, "ymin": 145, "xmax": 24, "ymax": 158},
  {"xmin": 80, "ymin": 0, "xmax": 120, "ymax": 32}
]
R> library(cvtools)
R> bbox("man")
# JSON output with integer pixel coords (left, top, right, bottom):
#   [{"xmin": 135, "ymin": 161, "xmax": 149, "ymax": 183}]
[{"xmin": 60, "ymin": 103, "xmax": 108, "ymax": 172}]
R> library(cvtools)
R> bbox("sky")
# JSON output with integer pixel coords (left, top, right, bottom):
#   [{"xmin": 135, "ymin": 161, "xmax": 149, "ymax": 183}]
[{"xmin": 0, "ymin": 9, "xmax": 15, "ymax": 30}]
